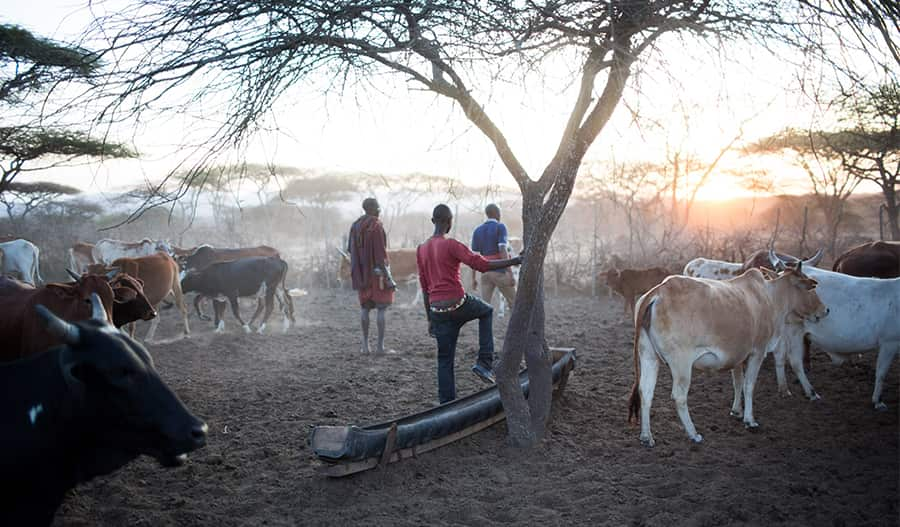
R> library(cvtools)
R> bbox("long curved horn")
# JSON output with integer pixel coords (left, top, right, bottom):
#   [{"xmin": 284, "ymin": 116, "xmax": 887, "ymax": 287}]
[
  {"xmin": 35, "ymin": 305, "xmax": 80, "ymax": 344},
  {"xmin": 90, "ymin": 293, "xmax": 109, "ymax": 323},
  {"xmin": 802, "ymin": 248, "xmax": 824, "ymax": 267},
  {"xmin": 66, "ymin": 268, "xmax": 81, "ymax": 282},
  {"xmin": 768, "ymin": 248, "xmax": 786, "ymax": 272}
]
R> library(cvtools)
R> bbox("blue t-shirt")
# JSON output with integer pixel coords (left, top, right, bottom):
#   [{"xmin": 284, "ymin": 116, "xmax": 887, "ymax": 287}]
[{"xmin": 471, "ymin": 220, "xmax": 509, "ymax": 273}]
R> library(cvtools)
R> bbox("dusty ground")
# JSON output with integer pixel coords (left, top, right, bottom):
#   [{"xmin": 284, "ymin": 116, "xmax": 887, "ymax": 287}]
[{"xmin": 55, "ymin": 288, "xmax": 898, "ymax": 526}]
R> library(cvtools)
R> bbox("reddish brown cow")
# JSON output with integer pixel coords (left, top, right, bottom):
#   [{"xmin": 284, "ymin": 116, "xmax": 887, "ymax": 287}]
[
  {"xmin": 102, "ymin": 252, "xmax": 190, "ymax": 341},
  {"xmin": 605, "ymin": 267, "xmax": 670, "ymax": 316},
  {"xmin": 0, "ymin": 275, "xmax": 116, "ymax": 361},
  {"xmin": 832, "ymin": 241, "xmax": 900, "ymax": 278}
]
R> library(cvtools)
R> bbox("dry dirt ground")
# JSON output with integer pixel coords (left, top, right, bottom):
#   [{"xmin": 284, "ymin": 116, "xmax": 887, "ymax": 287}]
[{"xmin": 54, "ymin": 288, "xmax": 898, "ymax": 526}]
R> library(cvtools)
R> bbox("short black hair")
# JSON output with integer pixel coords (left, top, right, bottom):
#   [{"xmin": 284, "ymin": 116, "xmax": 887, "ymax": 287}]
[
  {"xmin": 432, "ymin": 204, "xmax": 452, "ymax": 222},
  {"xmin": 485, "ymin": 203, "xmax": 500, "ymax": 217},
  {"xmin": 362, "ymin": 197, "xmax": 379, "ymax": 214}
]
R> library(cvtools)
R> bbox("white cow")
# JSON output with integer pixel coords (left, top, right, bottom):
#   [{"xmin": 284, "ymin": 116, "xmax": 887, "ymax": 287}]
[
  {"xmin": 0, "ymin": 239, "xmax": 43, "ymax": 285},
  {"xmin": 770, "ymin": 257, "xmax": 900, "ymax": 410},
  {"xmin": 92, "ymin": 238, "xmax": 173, "ymax": 265},
  {"xmin": 683, "ymin": 257, "xmax": 744, "ymax": 279}
]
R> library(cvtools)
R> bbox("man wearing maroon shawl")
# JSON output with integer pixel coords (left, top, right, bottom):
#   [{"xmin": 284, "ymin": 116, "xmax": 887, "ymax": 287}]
[{"xmin": 348, "ymin": 198, "xmax": 396, "ymax": 354}]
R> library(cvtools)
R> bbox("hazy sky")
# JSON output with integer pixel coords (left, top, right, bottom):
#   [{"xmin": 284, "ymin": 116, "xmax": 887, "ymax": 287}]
[{"xmin": 2, "ymin": 1, "xmax": 880, "ymax": 202}]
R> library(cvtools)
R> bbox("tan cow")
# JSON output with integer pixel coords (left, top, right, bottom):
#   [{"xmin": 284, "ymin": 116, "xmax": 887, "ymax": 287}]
[
  {"xmin": 99, "ymin": 252, "xmax": 190, "ymax": 342},
  {"xmin": 604, "ymin": 267, "xmax": 670, "ymax": 316},
  {"xmin": 67, "ymin": 242, "xmax": 96, "ymax": 275},
  {"xmin": 337, "ymin": 247, "xmax": 420, "ymax": 304},
  {"xmin": 627, "ymin": 264, "xmax": 828, "ymax": 447}
]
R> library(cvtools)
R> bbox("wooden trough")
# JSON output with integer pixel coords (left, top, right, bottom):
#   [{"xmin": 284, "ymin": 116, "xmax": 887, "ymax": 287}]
[{"xmin": 309, "ymin": 347, "xmax": 576, "ymax": 477}]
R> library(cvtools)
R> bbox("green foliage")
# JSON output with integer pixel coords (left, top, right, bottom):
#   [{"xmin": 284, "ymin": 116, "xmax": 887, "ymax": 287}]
[{"xmin": 0, "ymin": 126, "xmax": 136, "ymax": 161}]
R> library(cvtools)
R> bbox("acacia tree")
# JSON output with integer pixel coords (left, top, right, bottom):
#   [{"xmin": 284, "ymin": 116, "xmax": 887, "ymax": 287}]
[
  {"xmin": 0, "ymin": 25, "xmax": 136, "ymax": 192},
  {"xmin": 0, "ymin": 180, "xmax": 80, "ymax": 227},
  {"xmin": 84, "ymin": 1, "xmax": 896, "ymax": 446}
]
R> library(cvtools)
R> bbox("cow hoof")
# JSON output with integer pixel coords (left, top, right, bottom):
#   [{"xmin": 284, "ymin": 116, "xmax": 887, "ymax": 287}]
[
  {"xmin": 744, "ymin": 421, "xmax": 760, "ymax": 430},
  {"xmin": 729, "ymin": 409, "xmax": 741, "ymax": 418},
  {"xmin": 779, "ymin": 389, "xmax": 793, "ymax": 398},
  {"xmin": 809, "ymin": 392, "xmax": 821, "ymax": 402},
  {"xmin": 242, "ymin": 324, "xmax": 252, "ymax": 334},
  {"xmin": 256, "ymin": 324, "xmax": 266, "ymax": 334},
  {"xmin": 199, "ymin": 315, "xmax": 211, "ymax": 322},
  {"xmin": 874, "ymin": 402, "xmax": 888, "ymax": 412},
  {"xmin": 690, "ymin": 434, "xmax": 703, "ymax": 444},
  {"xmin": 640, "ymin": 435, "xmax": 655, "ymax": 448}
]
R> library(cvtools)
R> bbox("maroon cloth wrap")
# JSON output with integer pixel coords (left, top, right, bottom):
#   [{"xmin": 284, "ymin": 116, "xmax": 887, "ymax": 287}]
[{"xmin": 348, "ymin": 215, "xmax": 393, "ymax": 307}]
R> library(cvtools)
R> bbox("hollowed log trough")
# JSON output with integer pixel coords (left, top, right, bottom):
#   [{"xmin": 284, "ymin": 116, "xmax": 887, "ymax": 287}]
[{"xmin": 310, "ymin": 347, "xmax": 576, "ymax": 477}]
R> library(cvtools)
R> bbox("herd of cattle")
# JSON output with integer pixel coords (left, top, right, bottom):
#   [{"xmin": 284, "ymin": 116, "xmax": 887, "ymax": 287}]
[
  {"xmin": 0, "ymin": 235, "xmax": 897, "ymax": 524},
  {"xmin": 607, "ymin": 241, "xmax": 900, "ymax": 446}
]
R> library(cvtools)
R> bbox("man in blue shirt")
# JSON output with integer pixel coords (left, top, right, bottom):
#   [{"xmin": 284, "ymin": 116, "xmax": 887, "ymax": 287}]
[{"xmin": 471, "ymin": 203, "xmax": 517, "ymax": 311}]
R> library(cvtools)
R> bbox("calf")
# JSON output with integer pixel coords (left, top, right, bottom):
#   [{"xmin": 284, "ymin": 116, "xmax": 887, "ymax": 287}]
[
  {"xmin": 67, "ymin": 242, "xmax": 96, "ymax": 275},
  {"xmin": 627, "ymin": 264, "xmax": 827, "ymax": 446},
  {"xmin": 0, "ymin": 294, "xmax": 206, "ymax": 526},
  {"xmin": 604, "ymin": 267, "xmax": 669, "ymax": 316},
  {"xmin": 181, "ymin": 256, "xmax": 294, "ymax": 333}
]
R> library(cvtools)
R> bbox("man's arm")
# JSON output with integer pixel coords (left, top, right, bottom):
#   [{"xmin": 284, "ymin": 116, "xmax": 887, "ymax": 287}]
[
  {"xmin": 416, "ymin": 248, "xmax": 434, "ymax": 336},
  {"xmin": 450, "ymin": 239, "xmax": 521, "ymax": 274}
]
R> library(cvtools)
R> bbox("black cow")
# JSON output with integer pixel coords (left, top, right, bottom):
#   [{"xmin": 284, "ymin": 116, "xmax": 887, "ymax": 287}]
[
  {"xmin": 0, "ymin": 294, "xmax": 207, "ymax": 526},
  {"xmin": 180, "ymin": 256, "xmax": 295, "ymax": 333}
]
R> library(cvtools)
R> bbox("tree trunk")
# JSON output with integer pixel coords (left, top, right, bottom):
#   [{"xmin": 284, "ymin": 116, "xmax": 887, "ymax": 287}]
[{"xmin": 883, "ymin": 188, "xmax": 900, "ymax": 241}]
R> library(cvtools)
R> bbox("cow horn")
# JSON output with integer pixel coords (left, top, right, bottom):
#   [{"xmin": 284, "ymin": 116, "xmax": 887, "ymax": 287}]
[
  {"xmin": 802, "ymin": 248, "xmax": 824, "ymax": 267},
  {"xmin": 35, "ymin": 304, "xmax": 80, "ymax": 344},
  {"xmin": 90, "ymin": 293, "xmax": 109, "ymax": 323},
  {"xmin": 336, "ymin": 248, "xmax": 349, "ymax": 259},
  {"xmin": 66, "ymin": 268, "xmax": 81, "ymax": 282},
  {"xmin": 768, "ymin": 248, "xmax": 786, "ymax": 272}
]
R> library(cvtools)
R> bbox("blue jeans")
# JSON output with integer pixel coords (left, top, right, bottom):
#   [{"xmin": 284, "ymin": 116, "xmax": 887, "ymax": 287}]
[{"xmin": 431, "ymin": 294, "xmax": 494, "ymax": 403}]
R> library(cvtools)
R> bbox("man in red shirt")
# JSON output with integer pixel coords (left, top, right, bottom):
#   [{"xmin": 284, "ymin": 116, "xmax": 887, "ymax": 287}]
[
  {"xmin": 417, "ymin": 204, "xmax": 522, "ymax": 403},
  {"xmin": 348, "ymin": 198, "xmax": 396, "ymax": 354}
]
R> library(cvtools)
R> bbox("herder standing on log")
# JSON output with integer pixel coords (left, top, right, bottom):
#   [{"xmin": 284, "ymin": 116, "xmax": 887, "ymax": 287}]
[
  {"xmin": 416, "ymin": 204, "xmax": 522, "ymax": 403},
  {"xmin": 348, "ymin": 197, "xmax": 396, "ymax": 354}
]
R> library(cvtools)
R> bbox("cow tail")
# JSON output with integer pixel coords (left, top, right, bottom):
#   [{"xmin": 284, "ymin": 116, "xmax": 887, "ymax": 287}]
[
  {"xmin": 628, "ymin": 292, "xmax": 657, "ymax": 424},
  {"xmin": 34, "ymin": 246, "xmax": 44, "ymax": 284}
]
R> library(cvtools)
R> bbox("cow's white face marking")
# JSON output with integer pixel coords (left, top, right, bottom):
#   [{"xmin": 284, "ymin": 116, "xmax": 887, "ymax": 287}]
[{"xmin": 28, "ymin": 404, "xmax": 44, "ymax": 426}]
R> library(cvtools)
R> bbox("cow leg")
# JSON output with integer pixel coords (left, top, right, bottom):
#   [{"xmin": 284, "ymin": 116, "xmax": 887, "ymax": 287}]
[
  {"xmin": 637, "ymin": 333, "xmax": 659, "ymax": 447},
  {"xmin": 786, "ymin": 334, "xmax": 820, "ymax": 401},
  {"xmin": 248, "ymin": 298, "xmax": 265, "ymax": 327},
  {"xmin": 213, "ymin": 300, "xmax": 226, "ymax": 332},
  {"xmin": 256, "ymin": 291, "xmax": 276, "ymax": 335},
  {"xmin": 144, "ymin": 312, "xmax": 162, "ymax": 342},
  {"xmin": 730, "ymin": 364, "xmax": 744, "ymax": 417},
  {"xmin": 670, "ymin": 362, "xmax": 702, "ymax": 443},
  {"xmin": 772, "ymin": 337, "xmax": 792, "ymax": 397},
  {"xmin": 360, "ymin": 308, "xmax": 371, "ymax": 353},
  {"xmin": 229, "ymin": 296, "xmax": 250, "ymax": 333},
  {"xmin": 171, "ymin": 276, "xmax": 190, "ymax": 337},
  {"xmin": 872, "ymin": 342, "xmax": 899, "ymax": 411},
  {"xmin": 741, "ymin": 351, "xmax": 766, "ymax": 429},
  {"xmin": 127, "ymin": 322, "xmax": 137, "ymax": 339},
  {"xmin": 194, "ymin": 295, "xmax": 211, "ymax": 321}
]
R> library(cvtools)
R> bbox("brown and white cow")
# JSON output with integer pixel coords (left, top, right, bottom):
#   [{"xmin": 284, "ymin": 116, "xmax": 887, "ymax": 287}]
[
  {"xmin": 832, "ymin": 241, "xmax": 900, "ymax": 278},
  {"xmin": 67, "ymin": 242, "xmax": 96, "ymax": 275},
  {"xmin": 604, "ymin": 267, "xmax": 670, "ymax": 316},
  {"xmin": 97, "ymin": 252, "xmax": 190, "ymax": 341},
  {"xmin": 92, "ymin": 238, "xmax": 173, "ymax": 265},
  {"xmin": 627, "ymin": 263, "xmax": 828, "ymax": 446},
  {"xmin": 0, "ymin": 275, "xmax": 117, "ymax": 361}
]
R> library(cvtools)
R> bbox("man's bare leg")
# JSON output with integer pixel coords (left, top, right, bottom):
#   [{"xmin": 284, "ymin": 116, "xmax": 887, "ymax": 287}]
[
  {"xmin": 360, "ymin": 308, "xmax": 371, "ymax": 353},
  {"xmin": 375, "ymin": 306, "xmax": 386, "ymax": 354}
]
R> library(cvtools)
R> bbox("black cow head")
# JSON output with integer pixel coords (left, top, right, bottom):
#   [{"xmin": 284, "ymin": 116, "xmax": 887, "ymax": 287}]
[{"xmin": 36, "ymin": 294, "xmax": 207, "ymax": 478}]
